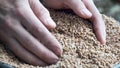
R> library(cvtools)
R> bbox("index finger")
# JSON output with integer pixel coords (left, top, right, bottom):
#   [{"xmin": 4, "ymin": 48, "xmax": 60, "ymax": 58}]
[{"xmin": 82, "ymin": 0, "xmax": 106, "ymax": 44}]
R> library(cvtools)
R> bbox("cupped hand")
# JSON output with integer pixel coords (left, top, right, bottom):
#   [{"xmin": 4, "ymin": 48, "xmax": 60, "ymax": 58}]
[
  {"xmin": 0, "ymin": 0, "xmax": 62, "ymax": 66},
  {"xmin": 44, "ymin": 0, "xmax": 106, "ymax": 44}
]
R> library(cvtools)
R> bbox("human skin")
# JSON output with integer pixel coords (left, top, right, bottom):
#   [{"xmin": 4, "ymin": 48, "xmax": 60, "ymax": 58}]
[
  {"xmin": 44, "ymin": 0, "xmax": 106, "ymax": 44},
  {"xmin": 0, "ymin": 0, "xmax": 106, "ymax": 66}
]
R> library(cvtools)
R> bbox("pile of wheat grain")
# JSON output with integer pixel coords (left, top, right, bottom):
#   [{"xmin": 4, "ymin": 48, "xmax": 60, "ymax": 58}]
[{"xmin": 0, "ymin": 10, "xmax": 120, "ymax": 68}]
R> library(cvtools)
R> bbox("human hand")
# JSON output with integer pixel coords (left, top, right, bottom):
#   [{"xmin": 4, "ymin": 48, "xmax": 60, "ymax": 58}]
[
  {"xmin": 44, "ymin": 0, "xmax": 106, "ymax": 44},
  {"xmin": 0, "ymin": 0, "xmax": 62, "ymax": 66}
]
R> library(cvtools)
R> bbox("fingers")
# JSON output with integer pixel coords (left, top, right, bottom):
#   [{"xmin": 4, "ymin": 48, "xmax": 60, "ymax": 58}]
[
  {"xmin": 29, "ymin": 0, "xmax": 56, "ymax": 29},
  {"xmin": 0, "ymin": 29, "xmax": 47, "ymax": 66},
  {"xmin": 16, "ymin": 1, "xmax": 62, "ymax": 57},
  {"xmin": 11, "ymin": 22, "xmax": 59, "ymax": 64},
  {"xmin": 82, "ymin": 0, "xmax": 106, "ymax": 44},
  {"xmin": 64, "ymin": 0, "xmax": 92, "ymax": 19},
  {"xmin": 2, "ymin": 15, "xmax": 59, "ymax": 64},
  {"xmin": 9, "ymin": 39, "xmax": 47, "ymax": 66}
]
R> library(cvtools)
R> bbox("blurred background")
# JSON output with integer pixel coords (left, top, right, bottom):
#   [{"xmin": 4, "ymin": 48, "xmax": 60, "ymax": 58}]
[{"xmin": 94, "ymin": 0, "xmax": 120, "ymax": 23}]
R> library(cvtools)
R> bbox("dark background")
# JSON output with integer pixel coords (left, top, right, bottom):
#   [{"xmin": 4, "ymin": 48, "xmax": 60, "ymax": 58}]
[{"xmin": 94, "ymin": 0, "xmax": 120, "ymax": 22}]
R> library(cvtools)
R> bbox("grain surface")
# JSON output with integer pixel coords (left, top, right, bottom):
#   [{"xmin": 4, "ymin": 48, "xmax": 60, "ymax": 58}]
[{"xmin": 0, "ymin": 10, "xmax": 120, "ymax": 68}]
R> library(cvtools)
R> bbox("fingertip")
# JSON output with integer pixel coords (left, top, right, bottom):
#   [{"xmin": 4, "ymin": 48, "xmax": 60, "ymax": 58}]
[
  {"xmin": 97, "ymin": 35, "xmax": 106, "ymax": 45},
  {"xmin": 77, "ymin": 9, "xmax": 92, "ymax": 19},
  {"xmin": 56, "ymin": 44, "xmax": 63, "ymax": 57},
  {"xmin": 101, "ymin": 28, "xmax": 106, "ymax": 45},
  {"xmin": 44, "ymin": 18, "xmax": 56, "ymax": 29},
  {"xmin": 52, "ymin": 41, "xmax": 63, "ymax": 57},
  {"xmin": 49, "ymin": 55, "xmax": 59, "ymax": 65},
  {"xmin": 98, "ymin": 31, "xmax": 106, "ymax": 45},
  {"xmin": 94, "ymin": 26, "xmax": 106, "ymax": 45},
  {"xmin": 102, "ymin": 36, "xmax": 106, "ymax": 45},
  {"xmin": 100, "ymin": 38, "xmax": 106, "ymax": 45},
  {"xmin": 48, "ymin": 18, "xmax": 56, "ymax": 28},
  {"xmin": 51, "ymin": 58, "xmax": 59, "ymax": 64},
  {"xmin": 93, "ymin": 15, "xmax": 106, "ymax": 45}
]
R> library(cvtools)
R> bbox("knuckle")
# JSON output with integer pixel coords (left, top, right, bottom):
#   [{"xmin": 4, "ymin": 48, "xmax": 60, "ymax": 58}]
[{"xmin": 4, "ymin": 15, "xmax": 20, "ymax": 28}]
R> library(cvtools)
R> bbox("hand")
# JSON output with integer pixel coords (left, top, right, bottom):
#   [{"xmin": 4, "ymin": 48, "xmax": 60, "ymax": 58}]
[
  {"xmin": 0, "ymin": 0, "xmax": 62, "ymax": 66},
  {"xmin": 44, "ymin": 0, "xmax": 106, "ymax": 44}
]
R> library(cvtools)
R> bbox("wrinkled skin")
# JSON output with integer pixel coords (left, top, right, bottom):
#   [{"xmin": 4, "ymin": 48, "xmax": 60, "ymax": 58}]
[{"xmin": 0, "ymin": 0, "xmax": 106, "ymax": 66}]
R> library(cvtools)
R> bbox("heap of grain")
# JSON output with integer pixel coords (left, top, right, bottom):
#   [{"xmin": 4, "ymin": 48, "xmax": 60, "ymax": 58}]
[{"xmin": 0, "ymin": 10, "xmax": 120, "ymax": 68}]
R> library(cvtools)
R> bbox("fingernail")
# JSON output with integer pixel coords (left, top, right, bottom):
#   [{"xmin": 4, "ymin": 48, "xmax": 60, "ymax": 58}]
[
  {"xmin": 52, "ymin": 58, "xmax": 59, "ymax": 64},
  {"xmin": 101, "ymin": 32, "xmax": 106, "ymax": 45},
  {"xmin": 80, "ymin": 9, "xmax": 92, "ymax": 18},
  {"xmin": 101, "ymin": 39, "xmax": 106, "ymax": 45},
  {"xmin": 56, "ymin": 45, "xmax": 63, "ymax": 57},
  {"xmin": 50, "ymin": 57, "xmax": 59, "ymax": 64},
  {"xmin": 46, "ymin": 18, "xmax": 56, "ymax": 28}
]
